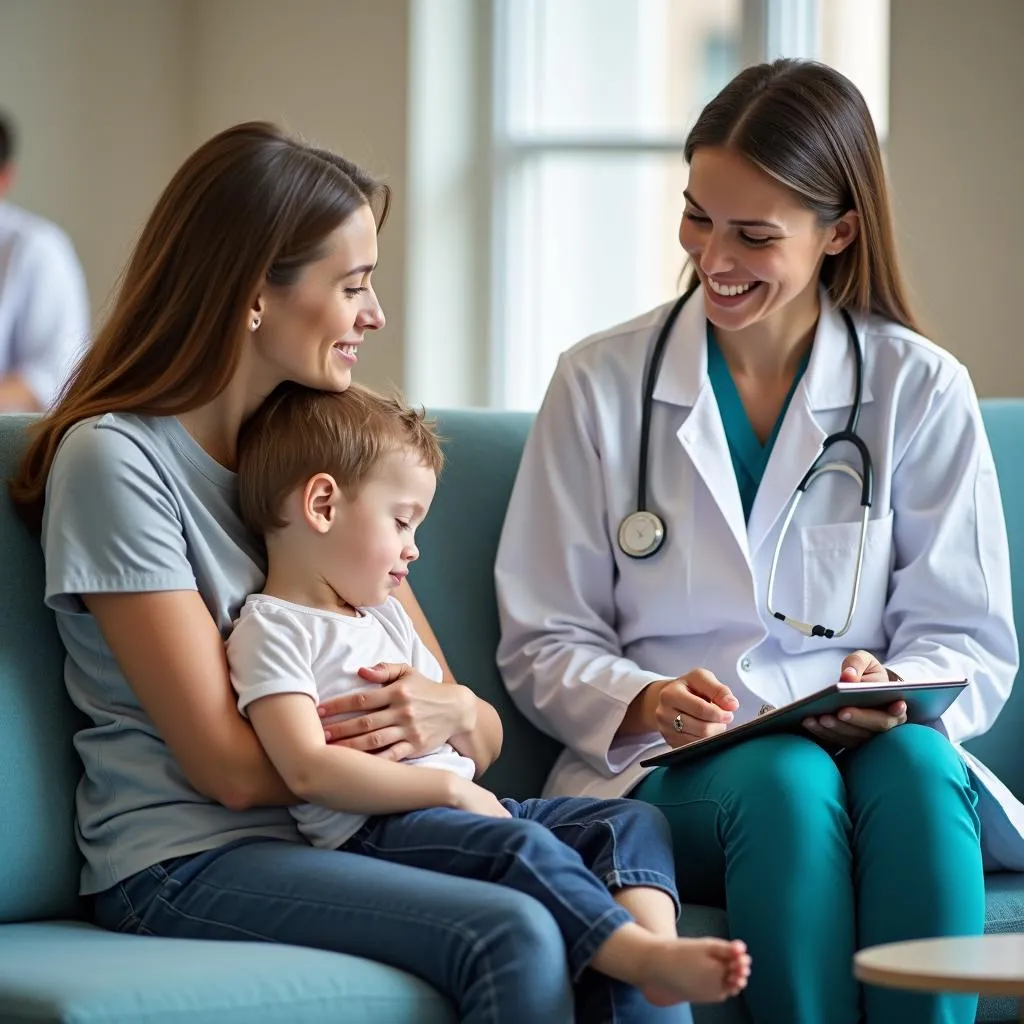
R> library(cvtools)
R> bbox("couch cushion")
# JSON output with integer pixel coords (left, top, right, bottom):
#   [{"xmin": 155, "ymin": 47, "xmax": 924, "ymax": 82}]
[
  {"xmin": 978, "ymin": 872, "xmax": 1024, "ymax": 1021},
  {"xmin": 0, "ymin": 415, "xmax": 84, "ymax": 923},
  {"xmin": 982, "ymin": 870, "xmax": 1024, "ymax": 934},
  {"xmin": 415, "ymin": 410, "xmax": 563, "ymax": 800},
  {"xmin": 976, "ymin": 870, "xmax": 1024, "ymax": 1023},
  {"xmin": 0, "ymin": 921, "xmax": 454, "ymax": 1024}
]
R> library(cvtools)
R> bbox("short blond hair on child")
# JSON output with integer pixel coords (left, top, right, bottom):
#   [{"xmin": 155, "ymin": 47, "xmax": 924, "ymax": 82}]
[{"xmin": 237, "ymin": 381, "xmax": 444, "ymax": 536}]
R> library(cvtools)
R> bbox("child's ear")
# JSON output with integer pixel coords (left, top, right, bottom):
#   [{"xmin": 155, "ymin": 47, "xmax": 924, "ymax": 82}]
[{"xmin": 303, "ymin": 473, "xmax": 340, "ymax": 533}]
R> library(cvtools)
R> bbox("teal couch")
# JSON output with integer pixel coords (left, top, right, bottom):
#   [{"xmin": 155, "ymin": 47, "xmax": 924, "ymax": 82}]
[{"xmin": 1, "ymin": 403, "xmax": 1022, "ymax": 1023}]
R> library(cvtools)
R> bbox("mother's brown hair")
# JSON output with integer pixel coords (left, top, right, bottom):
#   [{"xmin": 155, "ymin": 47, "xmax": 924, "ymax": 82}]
[
  {"xmin": 683, "ymin": 59, "xmax": 919, "ymax": 333},
  {"xmin": 8, "ymin": 121, "xmax": 390, "ymax": 530}
]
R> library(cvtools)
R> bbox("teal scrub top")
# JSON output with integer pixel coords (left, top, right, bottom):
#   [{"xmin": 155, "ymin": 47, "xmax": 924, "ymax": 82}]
[{"xmin": 706, "ymin": 322, "xmax": 811, "ymax": 522}]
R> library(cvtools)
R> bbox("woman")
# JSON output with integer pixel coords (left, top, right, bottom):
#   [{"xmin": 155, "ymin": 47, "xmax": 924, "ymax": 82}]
[
  {"xmin": 495, "ymin": 59, "xmax": 1021, "ymax": 1024},
  {"xmin": 9, "ymin": 122, "xmax": 694, "ymax": 1024}
]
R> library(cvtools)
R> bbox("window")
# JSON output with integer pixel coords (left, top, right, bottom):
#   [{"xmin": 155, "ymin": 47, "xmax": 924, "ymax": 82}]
[
  {"xmin": 491, "ymin": 0, "xmax": 746, "ymax": 410},
  {"xmin": 487, "ymin": 0, "xmax": 889, "ymax": 410},
  {"xmin": 404, "ymin": 0, "xmax": 890, "ymax": 411}
]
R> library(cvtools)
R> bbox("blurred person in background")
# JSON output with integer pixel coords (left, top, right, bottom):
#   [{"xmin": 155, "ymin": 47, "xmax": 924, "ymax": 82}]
[{"xmin": 0, "ymin": 111, "xmax": 90, "ymax": 412}]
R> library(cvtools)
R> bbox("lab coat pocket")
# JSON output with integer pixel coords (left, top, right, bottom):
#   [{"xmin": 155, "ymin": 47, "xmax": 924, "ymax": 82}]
[{"xmin": 798, "ymin": 510, "xmax": 894, "ymax": 650}]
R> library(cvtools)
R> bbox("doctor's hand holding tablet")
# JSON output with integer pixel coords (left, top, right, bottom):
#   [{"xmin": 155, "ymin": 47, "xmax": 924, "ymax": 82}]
[
  {"xmin": 496, "ymin": 56, "xmax": 1020, "ymax": 1024},
  {"xmin": 803, "ymin": 649, "xmax": 907, "ymax": 745}
]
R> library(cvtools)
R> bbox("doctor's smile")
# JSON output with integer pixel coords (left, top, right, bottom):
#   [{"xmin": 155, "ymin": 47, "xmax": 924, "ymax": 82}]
[{"xmin": 705, "ymin": 278, "xmax": 758, "ymax": 298}]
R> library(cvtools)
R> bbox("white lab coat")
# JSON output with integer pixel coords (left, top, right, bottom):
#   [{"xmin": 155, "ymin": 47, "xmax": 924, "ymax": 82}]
[{"xmin": 495, "ymin": 290, "xmax": 1024, "ymax": 871}]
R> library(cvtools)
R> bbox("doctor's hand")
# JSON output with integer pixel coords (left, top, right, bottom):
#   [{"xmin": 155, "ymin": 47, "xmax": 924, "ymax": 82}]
[
  {"xmin": 839, "ymin": 650, "xmax": 891, "ymax": 685},
  {"xmin": 802, "ymin": 650, "xmax": 908, "ymax": 748},
  {"xmin": 649, "ymin": 670, "xmax": 740, "ymax": 748}
]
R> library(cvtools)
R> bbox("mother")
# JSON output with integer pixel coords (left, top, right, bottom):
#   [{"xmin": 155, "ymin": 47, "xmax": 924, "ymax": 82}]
[{"xmin": 9, "ymin": 122, "xmax": 690, "ymax": 1024}]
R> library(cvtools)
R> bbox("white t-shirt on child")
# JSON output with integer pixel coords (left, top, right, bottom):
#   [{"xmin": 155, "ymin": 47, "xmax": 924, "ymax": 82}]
[{"xmin": 227, "ymin": 594, "xmax": 477, "ymax": 849}]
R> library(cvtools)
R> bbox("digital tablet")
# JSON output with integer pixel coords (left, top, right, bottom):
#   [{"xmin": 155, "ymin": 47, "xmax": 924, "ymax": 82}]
[{"xmin": 639, "ymin": 679, "xmax": 968, "ymax": 769}]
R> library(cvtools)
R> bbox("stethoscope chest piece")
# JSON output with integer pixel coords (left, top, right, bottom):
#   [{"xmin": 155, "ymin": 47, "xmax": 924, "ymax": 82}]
[{"xmin": 618, "ymin": 510, "xmax": 666, "ymax": 559}]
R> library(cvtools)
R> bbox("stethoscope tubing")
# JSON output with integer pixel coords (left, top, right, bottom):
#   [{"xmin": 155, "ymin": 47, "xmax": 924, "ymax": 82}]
[{"xmin": 623, "ymin": 289, "xmax": 874, "ymax": 639}]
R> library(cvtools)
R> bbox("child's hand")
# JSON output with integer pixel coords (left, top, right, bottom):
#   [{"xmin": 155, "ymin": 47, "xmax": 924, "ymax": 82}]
[{"xmin": 448, "ymin": 777, "xmax": 512, "ymax": 819}]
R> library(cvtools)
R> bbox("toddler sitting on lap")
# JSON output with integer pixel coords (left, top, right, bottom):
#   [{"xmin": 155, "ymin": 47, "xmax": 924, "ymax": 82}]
[{"xmin": 227, "ymin": 381, "xmax": 751, "ymax": 1008}]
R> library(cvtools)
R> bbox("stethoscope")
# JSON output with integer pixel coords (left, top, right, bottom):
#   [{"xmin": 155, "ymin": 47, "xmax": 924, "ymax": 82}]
[{"xmin": 617, "ymin": 289, "xmax": 873, "ymax": 640}]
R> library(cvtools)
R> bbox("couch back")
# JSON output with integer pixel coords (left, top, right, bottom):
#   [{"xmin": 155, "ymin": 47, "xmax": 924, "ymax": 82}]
[
  {"xmin": 0, "ymin": 415, "xmax": 84, "ymax": 923},
  {"xmin": 959, "ymin": 401, "xmax": 1024, "ymax": 782},
  {"xmin": 1, "ymin": 403, "xmax": 1022, "ymax": 925}
]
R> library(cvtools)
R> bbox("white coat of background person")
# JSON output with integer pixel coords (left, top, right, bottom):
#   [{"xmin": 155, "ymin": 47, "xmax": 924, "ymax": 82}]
[
  {"xmin": 0, "ymin": 113, "xmax": 90, "ymax": 412},
  {"xmin": 495, "ymin": 59, "xmax": 1019, "ymax": 1024}
]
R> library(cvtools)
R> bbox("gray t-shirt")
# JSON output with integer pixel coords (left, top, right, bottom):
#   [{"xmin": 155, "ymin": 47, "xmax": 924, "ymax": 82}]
[{"xmin": 42, "ymin": 412, "xmax": 300, "ymax": 895}]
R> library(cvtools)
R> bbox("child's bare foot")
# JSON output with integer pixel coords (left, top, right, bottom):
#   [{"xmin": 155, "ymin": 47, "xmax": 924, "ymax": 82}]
[{"xmin": 639, "ymin": 937, "xmax": 751, "ymax": 1006}]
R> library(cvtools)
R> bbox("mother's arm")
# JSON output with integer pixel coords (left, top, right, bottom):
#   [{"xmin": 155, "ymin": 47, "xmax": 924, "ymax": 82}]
[{"xmin": 85, "ymin": 590, "xmax": 294, "ymax": 810}]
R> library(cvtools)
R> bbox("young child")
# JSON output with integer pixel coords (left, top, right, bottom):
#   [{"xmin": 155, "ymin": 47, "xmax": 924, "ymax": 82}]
[{"xmin": 227, "ymin": 381, "xmax": 751, "ymax": 1009}]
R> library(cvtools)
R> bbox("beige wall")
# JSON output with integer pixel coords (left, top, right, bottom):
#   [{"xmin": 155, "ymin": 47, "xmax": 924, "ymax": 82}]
[
  {"xmin": 0, "ymin": 0, "xmax": 408, "ymax": 392},
  {"xmin": 888, "ymin": 0, "xmax": 1024, "ymax": 396},
  {"xmin": 0, "ymin": 0, "xmax": 191, "ymax": 324}
]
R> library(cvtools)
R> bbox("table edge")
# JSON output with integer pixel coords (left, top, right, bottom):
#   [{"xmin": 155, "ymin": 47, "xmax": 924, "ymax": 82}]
[{"xmin": 854, "ymin": 961, "xmax": 1024, "ymax": 997}]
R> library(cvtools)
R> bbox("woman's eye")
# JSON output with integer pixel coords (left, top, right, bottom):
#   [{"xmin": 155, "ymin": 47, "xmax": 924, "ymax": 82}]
[
  {"xmin": 344, "ymin": 286, "xmax": 367, "ymax": 297},
  {"xmin": 395, "ymin": 519, "xmax": 410, "ymax": 531},
  {"xmin": 684, "ymin": 211, "xmax": 773, "ymax": 248}
]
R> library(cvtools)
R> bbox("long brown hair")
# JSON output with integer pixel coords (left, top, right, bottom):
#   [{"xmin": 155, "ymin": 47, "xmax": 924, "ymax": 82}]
[
  {"xmin": 683, "ymin": 59, "xmax": 919, "ymax": 332},
  {"xmin": 8, "ymin": 121, "xmax": 390, "ymax": 530}
]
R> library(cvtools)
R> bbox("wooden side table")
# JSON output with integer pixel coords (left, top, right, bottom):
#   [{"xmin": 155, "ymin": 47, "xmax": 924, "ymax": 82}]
[{"xmin": 854, "ymin": 935, "xmax": 1024, "ymax": 1021}]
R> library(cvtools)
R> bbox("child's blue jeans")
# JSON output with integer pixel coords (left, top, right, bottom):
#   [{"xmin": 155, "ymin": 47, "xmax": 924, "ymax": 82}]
[{"xmin": 344, "ymin": 795, "xmax": 687, "ymax": 1022}]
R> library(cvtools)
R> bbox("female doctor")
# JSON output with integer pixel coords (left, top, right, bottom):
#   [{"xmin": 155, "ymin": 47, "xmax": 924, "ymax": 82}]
[{"xmin": 495, "ymin": 59, "xmax": 1020, "ymax": 1024}]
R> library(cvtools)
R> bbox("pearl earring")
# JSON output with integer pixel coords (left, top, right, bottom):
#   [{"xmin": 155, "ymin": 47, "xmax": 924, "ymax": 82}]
[{"xmin": 250, "ymin": 315, "xmax": 261, "ymax": 331}]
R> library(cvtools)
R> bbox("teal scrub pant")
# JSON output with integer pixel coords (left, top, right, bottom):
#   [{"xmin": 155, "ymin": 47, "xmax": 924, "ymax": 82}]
[{"xmin": 633, "ymin": 724, "xmax": 984, "ymax": 1024}]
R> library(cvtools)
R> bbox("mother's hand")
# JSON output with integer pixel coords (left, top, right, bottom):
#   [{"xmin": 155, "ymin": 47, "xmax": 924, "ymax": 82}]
[
  {"xmin": 319, "ymin": 662, "xmax": 473, "ymax": 762},
  {"xmin": 802, "ymin": 649, "xmax": 907, "ymax": 749}
]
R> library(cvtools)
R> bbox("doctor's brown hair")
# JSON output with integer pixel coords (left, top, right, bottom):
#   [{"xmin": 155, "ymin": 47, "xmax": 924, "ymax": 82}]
[
  {"xmin": 236, "ymin": 381, "xmax": 444, "ymax": 536},
  {"xmin": 683, "ymin": 59, "xmax": 920, "ymax": 333},
  {"xmin": 8, "ymin": 121, "xmax": 390, "ymax": 530}
]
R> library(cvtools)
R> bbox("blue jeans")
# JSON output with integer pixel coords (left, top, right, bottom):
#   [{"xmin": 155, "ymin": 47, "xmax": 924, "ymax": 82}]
[
  {"xmin": 634, "ymin": 725, "xmax": 984, "ymax": 1024},
  {"xmin": 346, "ymin": 797, "xmax": 681, "ymax": 980},
  {"xmin": 93, "ymin": 797, "xmax": 693, "ymax": 1024}
]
